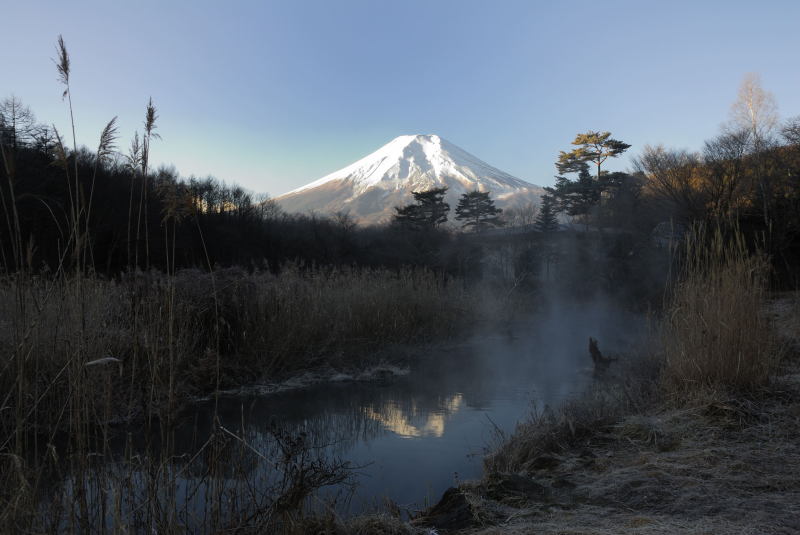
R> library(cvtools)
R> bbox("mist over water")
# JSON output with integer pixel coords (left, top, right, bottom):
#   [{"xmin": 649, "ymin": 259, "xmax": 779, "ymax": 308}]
[{"xmin": 170, "ymin": 295, "xmax": 646, "ymax": 514}]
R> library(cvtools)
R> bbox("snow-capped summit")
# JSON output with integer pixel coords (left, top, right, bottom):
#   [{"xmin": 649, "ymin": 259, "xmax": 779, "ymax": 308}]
[{"xmin": 276, "ymin": 134, "xmax": 543, "ymax": 224}]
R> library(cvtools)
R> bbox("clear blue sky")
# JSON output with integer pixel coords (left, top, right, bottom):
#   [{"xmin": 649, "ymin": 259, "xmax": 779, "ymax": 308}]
[{"xmin": 3, "ymin": 0, "xmax": 799, "ymax": 195}]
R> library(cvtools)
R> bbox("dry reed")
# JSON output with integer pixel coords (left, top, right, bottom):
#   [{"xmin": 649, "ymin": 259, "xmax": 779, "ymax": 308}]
[
  {"xmin": 0, "ymin": 266, "xmax": 476, "ymax": 432},
  {"xmin": 659, "ymin": 225, "xmax": 779, "ymax": 392},
  {"xmin": 0, "ymin": 264, "xmax": 477, "ymax": 533}
]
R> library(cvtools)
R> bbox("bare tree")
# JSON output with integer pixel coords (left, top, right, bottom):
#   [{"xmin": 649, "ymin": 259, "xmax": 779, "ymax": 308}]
[
  {"xmin": 729, "ymin": 73, "xmax": 778, "ymax": 148},
  {"xmin": 0, "ymin": 96, "xmax": 38, "ymax": 151},
  {"xmin": 782, "ymin": 116, "xmax": 800, "ymax": 146},
  {"xmin": 702, "ymin": 130, "xmax": 750, "ymax": 221},
  {"xmin": 728, "ymin": 73, "xmax": 779, "ymax": 225},
  {"xmin": 503, "ymin": 200, "xmax": 537, "ymax": 227},
  {"xmin": 633, "ymin": 145, "xmax": 706, "ymax": 222},
  {"xmin": 255, "ymin": 193, "xmax": 283, "ymax": 221},
  {"xmin": 333, "ymin": 210, "xmax": 357, "ymax": 233}
]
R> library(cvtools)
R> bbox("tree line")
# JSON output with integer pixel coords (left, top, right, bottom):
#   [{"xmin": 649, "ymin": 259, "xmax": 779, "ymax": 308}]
[
  {"xmin": 3, "ymin": 41, "xmax": 799, "ymax": 283},
  {"xmin": 0, "ymin": 95, "xmax": 512, "ymax": 276},
  {"xmin": 524, "ymin": 75, "xmax": 800, "ymax": 277}
]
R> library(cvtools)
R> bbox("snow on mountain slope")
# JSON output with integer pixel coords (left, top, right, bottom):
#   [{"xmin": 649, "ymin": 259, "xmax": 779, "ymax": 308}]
[{"xmin": 276, "ymin": 134, "xmax": 543, "ymax": 224}]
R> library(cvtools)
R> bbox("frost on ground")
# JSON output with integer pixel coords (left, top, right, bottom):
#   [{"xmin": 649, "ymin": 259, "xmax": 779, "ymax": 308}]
[
  {"xmin": 412, "ymin": 295, "xmax": 800, "ymax": 535},
  {"xmin": 458, "ymin": 390, "xmax": 800, "ymax": 534}
]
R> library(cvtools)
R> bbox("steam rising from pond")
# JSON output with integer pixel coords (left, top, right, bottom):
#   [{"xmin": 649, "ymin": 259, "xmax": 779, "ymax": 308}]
[
  {"xmin": 50, "ymin": 293, "xmax": 648, "ymax": 522},
  {"xmin": 177, "ymin": 294, "xmax": 647, "ymax": 512}
]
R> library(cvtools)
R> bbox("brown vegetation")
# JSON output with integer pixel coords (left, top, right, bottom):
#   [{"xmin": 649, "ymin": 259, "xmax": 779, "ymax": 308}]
[
  {"xmin": 660, "ymin": 227, "xmax": 780, "ymax": 393},
  {"xmin": 0, "ymin": 265, "xmax": 476, "ymax": 432},
  {"xmin": 0, "ymin": 265, "xmax": 479, "ymax": 533},
  {"xmin": 459, "ymin": 233, "xmax": 798, "ymax": 534}
]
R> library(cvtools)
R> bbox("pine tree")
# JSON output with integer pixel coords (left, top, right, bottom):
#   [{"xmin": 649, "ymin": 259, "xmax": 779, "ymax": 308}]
[
  {"xmin": 393, "ymin": 203, "xmax": 422, "ymax": 226},
  {"xmin": 548, "ymin": 166, "xmax": 601, "ymax": 218},
  {"xmin": 455, "ymin": 190, "xmax": 502, "ymax": 232},
  {"xmin": 557, "ymin": 131, "xmax": 631, "ymax": 180},
  {"xmin": 393, "ymin": 187, "xmax": 449, "ymax": 229},
  {"xmin": 548, "ymin": 131, "xmax": 630, "ymax": 226},
  {"xmin": 534, "ymin": 194, "xmax": 559, "ymax": 232}
]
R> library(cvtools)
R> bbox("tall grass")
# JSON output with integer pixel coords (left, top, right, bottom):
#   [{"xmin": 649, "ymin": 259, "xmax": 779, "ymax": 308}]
[
  {"xmin": 0, "ymin": 265, "xmax": 478, "ymax": 533},
  {"xmin": 0, "ymin": 266, "xmax": 476, "ymax": 433},
  {"xmin": 660, "ymin": 226, "xmax": 779, "ymax": 392}
]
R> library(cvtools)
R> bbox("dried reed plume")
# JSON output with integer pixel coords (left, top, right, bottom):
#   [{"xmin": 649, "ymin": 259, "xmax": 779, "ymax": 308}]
[
  {"xmin": 84, "ymin": 117, "xmax": 119, "ymax": 266},
  {"xmin": 55, "ymin": 35, "xmax": 70, "ymax": 97},
  {"xmin": 96, "ymin": 117, "xmax": 119, "ymax": 159}
]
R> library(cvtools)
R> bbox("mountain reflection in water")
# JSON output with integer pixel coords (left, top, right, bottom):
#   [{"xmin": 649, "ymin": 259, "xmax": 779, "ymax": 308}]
[{"xmin": 363, "ymin": 394, "xmax": 464, "ymax": 439}]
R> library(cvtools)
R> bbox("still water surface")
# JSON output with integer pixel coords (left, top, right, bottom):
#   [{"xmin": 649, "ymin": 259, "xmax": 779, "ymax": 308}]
[{"xmin": 178, "ymin": 322, "xmax": 616, "ymax": 514}]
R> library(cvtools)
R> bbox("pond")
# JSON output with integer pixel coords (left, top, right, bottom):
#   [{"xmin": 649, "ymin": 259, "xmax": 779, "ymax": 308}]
[
  {"xmin": 170, "ymin": 302, "xmax": 641, "ymax": 516},
  {"xmin": 44, "ymin": 301, "xmax": 641, "ymax": 531}
]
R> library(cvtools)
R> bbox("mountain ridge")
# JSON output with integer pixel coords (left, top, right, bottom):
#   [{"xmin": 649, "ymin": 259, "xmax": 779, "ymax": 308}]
[{"xmin": 276, "ymin": 134, "xmax": 543, "ymax": 224}]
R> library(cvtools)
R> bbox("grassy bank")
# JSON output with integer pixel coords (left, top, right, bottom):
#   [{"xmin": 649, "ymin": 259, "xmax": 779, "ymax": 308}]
[
  {"xmin": 409, "ymin": 231, "xmax": 799, "ymax": 534},
  {"xmin": 0, "ymin": 265, "xmax": 479, "ymax": 432},
  {"xmin": 0, "ymin": 265, "xmax": 486, "ymax": 533}
]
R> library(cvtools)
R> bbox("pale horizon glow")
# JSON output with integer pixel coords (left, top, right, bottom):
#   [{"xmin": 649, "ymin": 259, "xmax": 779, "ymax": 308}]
[{"xmin": 2, "ymin": 1, "xmax": 799, "ymax": 196}]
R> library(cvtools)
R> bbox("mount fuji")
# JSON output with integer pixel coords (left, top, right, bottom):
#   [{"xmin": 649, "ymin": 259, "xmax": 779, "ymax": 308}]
[{"xmin": 275, "ymin": 135, "xmax": 543, "ymax": 224}]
